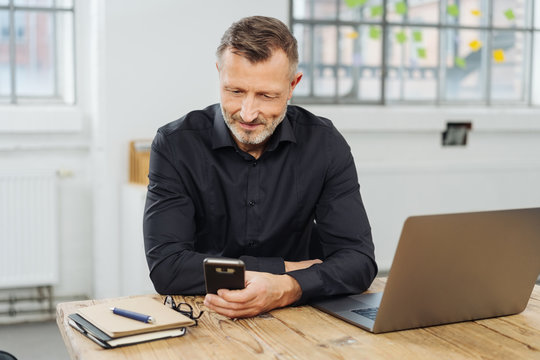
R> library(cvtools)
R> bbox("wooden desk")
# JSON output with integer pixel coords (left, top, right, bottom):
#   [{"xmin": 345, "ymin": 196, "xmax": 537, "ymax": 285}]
[{"xmin": 57, "ymin": 278, "xmax": 540, "ymax": 360}]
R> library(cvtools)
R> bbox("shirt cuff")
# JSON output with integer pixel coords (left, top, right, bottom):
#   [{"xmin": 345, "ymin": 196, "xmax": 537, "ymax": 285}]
[
  {"xmin": 286, "ymin": 268, "xmax": 324, "ymax": 305},
  {"xmin": 240, "ymin": 256, "xmax": 285, "ymax": 274}
]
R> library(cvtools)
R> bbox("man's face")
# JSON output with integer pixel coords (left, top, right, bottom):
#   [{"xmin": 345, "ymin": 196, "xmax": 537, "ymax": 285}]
[{"xmin": 217, "ymin": 48, "xmax": 302, "ymax": 148}]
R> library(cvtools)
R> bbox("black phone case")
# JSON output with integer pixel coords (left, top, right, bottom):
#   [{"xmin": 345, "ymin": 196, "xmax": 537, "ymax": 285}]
[{"xmin": 204, "ymin": 259, "xmax": 245, "ymax": 294}]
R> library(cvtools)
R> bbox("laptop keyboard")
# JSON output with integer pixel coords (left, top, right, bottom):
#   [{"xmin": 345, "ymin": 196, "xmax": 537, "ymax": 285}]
[{"xmin": 352, "ymin": 307, "xmax": 379, "ymax": 321}]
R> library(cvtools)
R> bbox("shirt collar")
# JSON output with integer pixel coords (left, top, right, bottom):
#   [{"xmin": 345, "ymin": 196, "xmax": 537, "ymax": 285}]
[{"xmin": 211, "ymin": 104, "xmax": 297, "ymax": 151}]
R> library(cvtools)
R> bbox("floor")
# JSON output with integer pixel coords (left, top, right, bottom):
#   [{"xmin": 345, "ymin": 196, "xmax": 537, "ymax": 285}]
[{"xmin": 0, "ymin": 320, "xmax": 70, "ymax": 360}]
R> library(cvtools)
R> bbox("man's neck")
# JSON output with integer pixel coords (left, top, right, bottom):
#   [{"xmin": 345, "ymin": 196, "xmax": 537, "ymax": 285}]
[{"xmin": 235, "ymin": 139, "xmax": 268, "ymax": 159}]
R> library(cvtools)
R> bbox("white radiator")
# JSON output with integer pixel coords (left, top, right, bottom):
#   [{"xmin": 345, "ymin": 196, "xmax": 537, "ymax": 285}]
[{"xmin": 0, "ymin": 170, "xmax": 59, "ymax": 289}]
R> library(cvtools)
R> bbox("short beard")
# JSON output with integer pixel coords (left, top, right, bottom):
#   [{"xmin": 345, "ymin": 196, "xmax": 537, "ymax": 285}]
[{"xmin": 221, "ymin": 105, "xmax": 287, "ymax": 145}]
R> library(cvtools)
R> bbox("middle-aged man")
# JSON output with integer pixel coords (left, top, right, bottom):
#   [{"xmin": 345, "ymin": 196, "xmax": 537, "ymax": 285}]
[{"xmin": 144, "ymin": 16, "xmax": 377, "ymax": 318}]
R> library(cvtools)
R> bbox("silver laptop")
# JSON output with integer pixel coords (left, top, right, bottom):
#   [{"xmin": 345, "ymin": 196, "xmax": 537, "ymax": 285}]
[{"xmin": 311, "ymin": 207, "xmax": 540, "ymax": 333}]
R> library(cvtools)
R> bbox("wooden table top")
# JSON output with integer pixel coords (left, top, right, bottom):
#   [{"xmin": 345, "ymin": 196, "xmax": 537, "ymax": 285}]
[{"xmin": 56, "ymin": 278, "xmax": 540, "ymax": 360}]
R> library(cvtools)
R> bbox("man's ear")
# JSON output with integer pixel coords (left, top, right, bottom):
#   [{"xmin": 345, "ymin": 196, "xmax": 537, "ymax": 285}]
[
  {"xmin": 288, "ymin": 72, "xmax": 303, "ymax": 100},
  {"xmin": 216, "ymin": 62, "xmax": 220, "ymax": 72}
]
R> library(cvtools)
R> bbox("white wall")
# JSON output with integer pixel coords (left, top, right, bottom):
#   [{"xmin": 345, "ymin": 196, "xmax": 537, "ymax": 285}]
[{"xmin": 1, "ymin": 0, "xmax": 539, "ymax": 300}]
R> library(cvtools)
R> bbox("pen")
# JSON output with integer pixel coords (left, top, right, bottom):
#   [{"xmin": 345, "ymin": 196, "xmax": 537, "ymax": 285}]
[{"xmin": 110, "ymin": 307, "xmax": 155, "ymax": 323}]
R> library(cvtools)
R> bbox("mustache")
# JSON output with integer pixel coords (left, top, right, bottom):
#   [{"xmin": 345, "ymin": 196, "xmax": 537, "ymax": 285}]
[{"xmin": 231, "ymin": 114, "xmax": 266, "ymax": 125}]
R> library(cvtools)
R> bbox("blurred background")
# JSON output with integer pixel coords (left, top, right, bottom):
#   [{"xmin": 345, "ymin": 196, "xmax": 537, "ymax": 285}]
[{"xmin": 0, "ymin": 1, "xmax": 539, "ymax": 356}]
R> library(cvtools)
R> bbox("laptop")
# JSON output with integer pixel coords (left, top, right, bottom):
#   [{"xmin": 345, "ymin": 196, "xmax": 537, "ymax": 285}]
[{"xmin": 311, "ymin": 207, "xmax": 540, "ymax": 333}]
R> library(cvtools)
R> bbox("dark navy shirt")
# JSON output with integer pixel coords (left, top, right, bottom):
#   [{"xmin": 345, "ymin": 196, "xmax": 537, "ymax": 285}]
[{"xmin": 143, "ymin": 103, "xmax": 377, "ymax": 303}]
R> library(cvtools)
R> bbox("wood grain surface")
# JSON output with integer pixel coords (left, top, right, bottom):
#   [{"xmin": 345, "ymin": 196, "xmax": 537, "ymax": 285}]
[{"xmin": 56, "ymin": 278, "xmax": 540, "ymax": 360}]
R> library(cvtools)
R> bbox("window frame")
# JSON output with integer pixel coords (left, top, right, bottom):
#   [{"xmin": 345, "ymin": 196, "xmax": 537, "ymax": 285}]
[
  {"xmin": 289, "ymin": 0, "xmax": 539, "ymax": 106},
  {"xmin": 0, "ymin": 0, "xmax": 76, "ymax": 105}
]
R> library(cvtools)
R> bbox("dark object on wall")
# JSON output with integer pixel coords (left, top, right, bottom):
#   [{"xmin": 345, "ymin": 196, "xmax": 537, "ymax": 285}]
[{"xmin": 442, "ymin": 122, "xmax": 472, "ymax": 146}]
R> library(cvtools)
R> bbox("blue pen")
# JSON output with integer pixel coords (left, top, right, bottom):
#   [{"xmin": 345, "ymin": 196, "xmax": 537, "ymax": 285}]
[{"xmin": 110, "ymin": 307, "xmax": 155, "ymax": 323}]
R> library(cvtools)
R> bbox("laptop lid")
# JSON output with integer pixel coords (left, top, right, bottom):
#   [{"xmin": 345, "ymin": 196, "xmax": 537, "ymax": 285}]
[{"xmin": 313, "ymin": 208, "xmax": 540, "ymax": 334}]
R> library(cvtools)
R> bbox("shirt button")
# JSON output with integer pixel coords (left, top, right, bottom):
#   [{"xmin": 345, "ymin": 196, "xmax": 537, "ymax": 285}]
[
  {"xmin": 248, "ymin": 200, "xmax": 255, "ymax": 207},
  {"xmin": 252, "ymin": 162, "xmax": 257, "ymax": 167}
]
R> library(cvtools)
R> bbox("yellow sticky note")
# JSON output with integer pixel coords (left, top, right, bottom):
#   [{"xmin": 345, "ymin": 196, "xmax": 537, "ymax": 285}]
[
  {"xmin": 469, "ymin": 40, "xmax": 482, "ymax": 52},
  {"xmin": 346, "ymin": 31, "xmax": 359, "ymax": 39},
  {"xmin": 471, "ymin": 9, "xmax": 482, "ymax": 17},
  {"xmin": 493, "ymin": 49, "xmax": 505, "ymax": 63}
]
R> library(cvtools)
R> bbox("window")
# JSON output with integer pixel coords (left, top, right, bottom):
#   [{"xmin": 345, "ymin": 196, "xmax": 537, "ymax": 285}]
[
  {"xmin": 0, "ymin": 0, "xmax": 75, "ymax": 105},
  {"xmin": 290, "ymin": 0, "xmax": 539, "ymax": 106}
]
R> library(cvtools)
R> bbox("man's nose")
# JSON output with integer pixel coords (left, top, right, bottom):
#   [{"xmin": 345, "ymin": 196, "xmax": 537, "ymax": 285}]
[{"xmin": 240, "ymin": 96, "xmax": 259, "ymax": 123}]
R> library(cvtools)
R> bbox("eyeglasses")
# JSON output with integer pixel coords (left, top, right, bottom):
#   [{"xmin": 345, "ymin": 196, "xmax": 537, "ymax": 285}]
[{"xmin": 163, "ymin": 295, "xmax": 204, "ymax": 325}]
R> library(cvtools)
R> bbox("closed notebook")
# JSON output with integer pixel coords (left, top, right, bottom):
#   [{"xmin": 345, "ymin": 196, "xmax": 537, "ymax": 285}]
[
  {"xmin": 75, "ymin": 297, "xmax": 195, "ymax": 338},
  {"xmin": 68, "ymin": 313, "xmax": 187, "ymax": 349}
]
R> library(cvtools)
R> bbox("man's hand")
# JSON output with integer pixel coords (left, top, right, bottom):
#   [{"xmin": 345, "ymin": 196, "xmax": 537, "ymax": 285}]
[{"xmin": 203, "ymin": 271, "xmax": 302, "ymax": 318}]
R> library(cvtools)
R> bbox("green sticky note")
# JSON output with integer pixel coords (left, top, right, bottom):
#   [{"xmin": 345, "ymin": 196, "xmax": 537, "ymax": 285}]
[
  {"xmin": 447, "ymin": 4, "xmax": 459, "ymax": 17},
  {"xmin": 371, "ymin": 5, "xmax": 383, "ymax": 17},
  {"xmin": 417, "ymin": 48, "xmax": 427, "ymax": 59},
  {"xmin": 412, "ymin": 30, "xmax": 422, "ymax": 42},
  {"xmin": 395, "ymin": 1, "xmax": 407, "ymax": 15},
  {"xmin": 455, "ymin": 57, "xmax": 467, "ymax": 69},
  {"xmin": 395, "ymin": 31, "xmax": 407, "ymax": 44},
  {"xmin": 345, "ymin": 0, "xmax": 368, "ymax": 8},
  {"xmin": 369, "ymin": 26, "xmax": 381, "ymax": 40},
  {"xmin": 504, "ymin": 9, "xmax": 515, "ymax": 20}
]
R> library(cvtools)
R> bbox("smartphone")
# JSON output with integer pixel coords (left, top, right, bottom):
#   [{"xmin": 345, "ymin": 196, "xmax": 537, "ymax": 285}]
[{"xmin": 203, "ymin": 258, "xmax": 245, "ymax": 294}]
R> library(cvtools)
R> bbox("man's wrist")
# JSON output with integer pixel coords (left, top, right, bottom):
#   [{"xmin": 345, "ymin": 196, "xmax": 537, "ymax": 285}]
[{"xmin": 278, "ymin": 274, "xmax": 302, "ymax": 306}]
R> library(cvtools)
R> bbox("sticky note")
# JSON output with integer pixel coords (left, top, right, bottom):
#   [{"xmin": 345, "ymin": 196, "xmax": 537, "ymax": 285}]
[
  {"xmin": 417, "ymin": 48, "xmax": 427, "ymax": 59},
  {"xmin": 395, "ymin": 2, "xmax": 407, "ymax": 15},
  {"xmin": 447, "ymin": 4, "xmax": 459, "ymax": 17},
  {"xmin": 471, "ymin": 9, "xmax": 481, "ymax": 17},
  {"xmin": 370, "ymin": 5, "xmax": 383, "ymax": 17},
  {"xmin": 345, "ymin": 0, "xmax": 368, "ymax": 8},
  {"xmin": 504, "ymin": 9, "xmax": 515, "ymax": 21},
  {"xmin": 346, "ymin": 31, "xmax": 359, "ymax": 39},
  {"xmin": 455, "ymin": 57, "xmax": 466, "ymax": 69},
  {"xmin": 369, "ymin": 26, "xmax": 381, "ymax": 40},
  {"xmin": 395, "ymin": 31, "xmax": 407, "ymax": 44},
  {"xmin": 493, "ymin": 49, "xmax": 505, "ymax": 63},
  {"xmin": 412, "ymin": 31, "xmax": 422, "ymax": 42},
  {"xmin": 469, "ymin": 39, "xmax": 482, "ymax": 52}
]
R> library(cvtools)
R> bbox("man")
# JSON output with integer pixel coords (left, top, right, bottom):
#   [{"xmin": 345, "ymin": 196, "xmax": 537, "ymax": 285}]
[{"xmin": 144, "ymin": 16, "xmax": 377, "ymax": 318}]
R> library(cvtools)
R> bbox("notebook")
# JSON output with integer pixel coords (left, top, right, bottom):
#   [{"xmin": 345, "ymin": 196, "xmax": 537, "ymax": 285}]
[
  {"xmin": 311, "ymin": 207, "xmax": 540, "ymax": 333},
  {"xmin": 68, "ymin": 297, "xmax": 195, "ymax": 348}
]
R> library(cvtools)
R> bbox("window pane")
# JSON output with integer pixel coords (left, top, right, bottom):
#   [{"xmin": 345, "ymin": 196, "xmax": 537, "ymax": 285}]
[
  {"xmin": 386, "ymin": 26, "xmax": 439, "ymax": 101},
  {"xmin": 492, "ymin": 0, "xmax": 529, "ymax": 28},
  {"xmin": 313, "ymin": 25, "xmax": 337, "ymax": 97},
  {"xmin": 443, "ymin": 29, "xmax": 486, "ymax": 102},
  {"xmin": 338, "ymin": 25, "xmax": 382, "ymax": 101},
  {"xmin": 445, "ymin": 0, "xmax": 488, "ymax": 27},
  {"xmin": 313, "ymin": 0, "xmax": 337, "ymax": 20},
  {"xmin": 339, "ymin": 0, "xmax": 383, "ymax": 22},
  {"xmin": 491, "ymin": 30, "xmax": 528, "ymax": 102},
  {"xmin": 14, "ymin": 0, "xmax": 54, "ymax": 7},
  {"xmin": 55, "ymin": 10, "xmax": 74, "ymax": 103},
  {"xmin": 293, "ymin": 0, "xmax": 311, "ymax": 19},
  {"xmin": 532, "ymin": 32, "xmax": 540, "ymax": 104},
  {"xmin": 409, "ymin": 0, "xmax": 440, "ymax": 24},
  {"xmin": 387, "ymin": 0, "xmax": 440, "ymax": 24},
  {"xmin": 0, "ymin": 10, "xmax": 10, "ymax": 98},
  {"xmin": 15, "ymin": 10, "xmax": 55, "ymax": 97},
  {"xmin": 294, "ymin": 23, "xmax": 311, "ymax": 96},
  {"xmin": 55, "ymin": 0, "xmax": 73, "ymax": 8}
]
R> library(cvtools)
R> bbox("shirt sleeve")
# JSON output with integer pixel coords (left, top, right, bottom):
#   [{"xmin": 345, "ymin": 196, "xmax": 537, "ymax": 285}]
[
  {"xmin": 143, "ymin": 130, "xmax": 287, "ymax": 295},
  {"xmin": 286, "ymin": 127, "xmax": 378, "ymax": 304}
]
